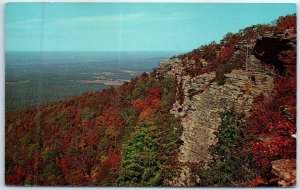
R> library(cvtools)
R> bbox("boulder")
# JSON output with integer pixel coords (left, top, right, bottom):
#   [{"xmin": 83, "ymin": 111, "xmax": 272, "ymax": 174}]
[{"xmin": 271, "ymin": 159, "xmax": 296, "ymax": 187}]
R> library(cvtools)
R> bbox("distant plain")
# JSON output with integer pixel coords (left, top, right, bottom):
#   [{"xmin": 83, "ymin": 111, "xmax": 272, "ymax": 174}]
[{"xmin": 5, "ymin": 51, "xmax": 177, "ymax": 112}]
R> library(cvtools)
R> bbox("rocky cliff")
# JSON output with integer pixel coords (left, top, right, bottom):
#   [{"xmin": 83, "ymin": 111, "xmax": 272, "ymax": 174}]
[
  {"xmin": 5, "ymin": 14, "xmax": 296, "ymax": 187},
  {"xmin": 154, "ymin": 27, "xmax": 296, "ymax": 186}
]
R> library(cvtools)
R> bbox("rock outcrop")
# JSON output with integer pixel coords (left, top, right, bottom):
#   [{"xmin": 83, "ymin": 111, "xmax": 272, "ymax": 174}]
[
  {"xmin": 254, "ymin": 30, "xmax": 296, "ymax": 73},
  {"xmin": 271, "ymin": 159, "xmax": 296, "ymax": 187},
  {"xmin": 154, "ymin": 27, "xmax": 296, "ymax": 186},
  {"xmin": 156, "ymin": 45, "xmax": 275, "ymax": 186}
]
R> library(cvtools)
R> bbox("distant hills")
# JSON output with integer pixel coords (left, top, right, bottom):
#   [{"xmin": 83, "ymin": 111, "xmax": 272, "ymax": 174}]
[{"xmin": 5, "ymin": 14, "xmax": 296, "ymax": 187}]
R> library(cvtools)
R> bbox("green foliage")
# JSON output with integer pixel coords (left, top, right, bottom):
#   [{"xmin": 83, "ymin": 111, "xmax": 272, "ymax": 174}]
[
  {"xmin": 117, "ymin": 75, "xmax": 182, "ymax": 186},
  {"xmin": 40, "ymin": 161, "xmax": 62, "ymax": 184},
  {"xmin": 120, "ymin": 107, "xmax": 138, "ymax": 143},
  {"xmin": 150, "ymin": 113, "xmax": 183, "ymax": 184},
  {"xmin": 34, "ymin": 112, "xmax": 41, "ymax": 121},
  {"xmin": 6, "ymin": 119, "xmax": 21, "ymax": 133},
  {"xmin": 46, "ymin": 110, "xmax": 66, "ymax": 125},
  {"xmin": 80, "ymin": 108, "xmax": 95, "ymax": 120},
  {"xmin": 128, "ymin": 78, "xmax": 152, "ymax": 100},
  {"xmin": 214, "ymin": 53, "xmax": 245, "ymax": 85},
  {"xmin": 159, "ymin": 77, "xmax": 176, "ymax": 94},
  {"xmin": 117, "ymin": 122, "xmax": 161, "ymax": 186},
  {"xmin": 41, "ymin": 147, "xmax": 60, "ymax": 163},
  {"xmin": 194, "ymin": 109, "xmax": 259, "ymax": 186},
  {"xmin": 158, "ymin": 77, "xmax": 177, "ymax": 109},
  {"xmin": 66, "ymin": 135, "xmax": 80, "ymax": 156},
  {"xmin": 5, "ymin": 14, "xmax": 296, "ymax": 186},
  {"xmin": 118, "ymin": 75, "xmax": 183, "ymax": 186},
  {"xmin": 28, "ymin": 143, "xmax": 39, "ymax": 156}
]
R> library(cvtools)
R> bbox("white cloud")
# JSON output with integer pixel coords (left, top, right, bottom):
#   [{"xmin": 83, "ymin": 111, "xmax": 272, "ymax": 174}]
[
  {"xmin": 55, "ymin": 13, "xmax": 146, "ymax": 26},
  {"xmin": 6, "ymin": 18, "xmax": 44, "ymax": 28},
  {"xmin": 6, "ymin": 12, "xmax": 195, "ymax": 29}
]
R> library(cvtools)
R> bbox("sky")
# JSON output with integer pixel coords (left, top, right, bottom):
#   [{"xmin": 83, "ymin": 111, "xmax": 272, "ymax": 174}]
[{"xmin": 5, "ymin": 3, "xmax": 296, "ymax": 52}]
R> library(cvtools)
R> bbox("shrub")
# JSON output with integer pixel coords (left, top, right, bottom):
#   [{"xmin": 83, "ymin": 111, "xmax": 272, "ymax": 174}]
[{"xmin": 193, "ymin": 109, "xmax": 261, "ymax": 187}]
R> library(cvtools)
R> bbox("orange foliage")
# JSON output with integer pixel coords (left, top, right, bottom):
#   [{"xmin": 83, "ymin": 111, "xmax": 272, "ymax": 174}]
[
  {"xmin": 132, "ymin": 87, "xmax": 161, "ymax": 113},
  {"xmin": 243, "ymin": 176, "xmax": 267, "ymax": 186},
  {"xmin": 96, "ymin": 106, "xmax": 125, "ymax": 141}
]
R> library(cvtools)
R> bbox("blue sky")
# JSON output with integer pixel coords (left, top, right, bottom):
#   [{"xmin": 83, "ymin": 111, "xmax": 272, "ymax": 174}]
[{"xmin": 5, "ymin": 3, "xmax": 296, "ymax": 52}]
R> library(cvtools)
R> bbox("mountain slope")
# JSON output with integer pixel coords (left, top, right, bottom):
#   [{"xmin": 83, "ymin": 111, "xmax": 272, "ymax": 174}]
[{"xmin": 5, "ymin": 14, "xmax": 296, "ymax": 186}]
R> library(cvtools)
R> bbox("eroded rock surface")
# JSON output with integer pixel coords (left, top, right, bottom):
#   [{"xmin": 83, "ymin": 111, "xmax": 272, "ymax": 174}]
[
  {"xmin": 156, "ymin": 53, "xmax": 275, "ymax": 186},
  {"xmin": 271, "ymin": 159, "xmax": 296, "ymax": 187}
]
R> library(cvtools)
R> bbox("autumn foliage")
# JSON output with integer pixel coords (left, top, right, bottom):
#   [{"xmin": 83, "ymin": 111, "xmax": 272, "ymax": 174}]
[
  {"xmin": 6, "ymin": 87, "xmax": 127, "ymax": 185},
  {"xmin": 5, "ymin": 69, "xmax": 181, "ymax": 186},
  {"xmin": 5, "ymin": 13, "xmax": 296, "ymax": 186}
]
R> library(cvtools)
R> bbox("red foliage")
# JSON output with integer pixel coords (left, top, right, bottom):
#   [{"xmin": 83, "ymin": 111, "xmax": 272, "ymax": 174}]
[
  {"xmin": 276, "ymin": 14, "xmax": 296, "ymax": 32},
  {"xmin": 243, "ymin": 176, "xmax": 267, "ymax": 187},
  {"xmin": 251, "ymin": 136, "xmax": 296, "ymax": 167},
  {"xmin": 131, "ymin": 87, "xmax": 162, "ymax": 121},
  {"xmin": 247, "ymin": 47, "xmax": 296, "ymax": 168},
  {"xmin": 96, "ymin": 105, "xmax": 125, "ymax": 141},
  {"xmin": 108, "ymin": 146, "xmax": 121, "ymax": 169},
  {"xmin": 59, "ymin": 156, "xmax": 75, "ymax": 176},
  {"xmin": 5, "ymin": 14, "xmax": 296, "ymax": 186},
  {"xmin": 5, "ymin": 85, "xmax": 127, "ymax": 185},
  {"xmin": 248, "ymin": 93, "xmax": 296, "ymax": 167},
  {"xmin": 6, "ymin": 169, "xmax": 21, "ymax": 185},
  {"xmin": 132, "ymin": 87, "xmax": 161, "ymax": 113},
  {"xmin": 62, "ymin": 129, "xmax": 74, "ymax": 153},
  {"xmin": 59, "ymin": 156, "xmax": 91, "ymax": 185},
  {"xmin": 219, "ymin": 46, "xmax": 234, "ymax": 62}
]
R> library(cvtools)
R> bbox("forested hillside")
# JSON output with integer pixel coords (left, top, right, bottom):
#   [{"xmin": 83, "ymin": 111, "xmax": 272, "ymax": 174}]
[{"xmin": 5, "ymin": 14, "xmax": 296, "ymax": 186}]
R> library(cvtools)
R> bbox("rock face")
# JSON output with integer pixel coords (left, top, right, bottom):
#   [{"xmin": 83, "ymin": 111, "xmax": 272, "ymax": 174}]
[
  {"xmin": 271, "ymin": 159, "xmax": 296, "ymax": 187},
  {"xmin": 156, "ymin": 48, "xmax": 275, "ymax": 186},
  {"xmin": 254, "ymin": 31, "xmax": 296, "ymax": 73},
  {"xmin": 155, "ymin": 58, "xmax": 184, "ymax": 77}
]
